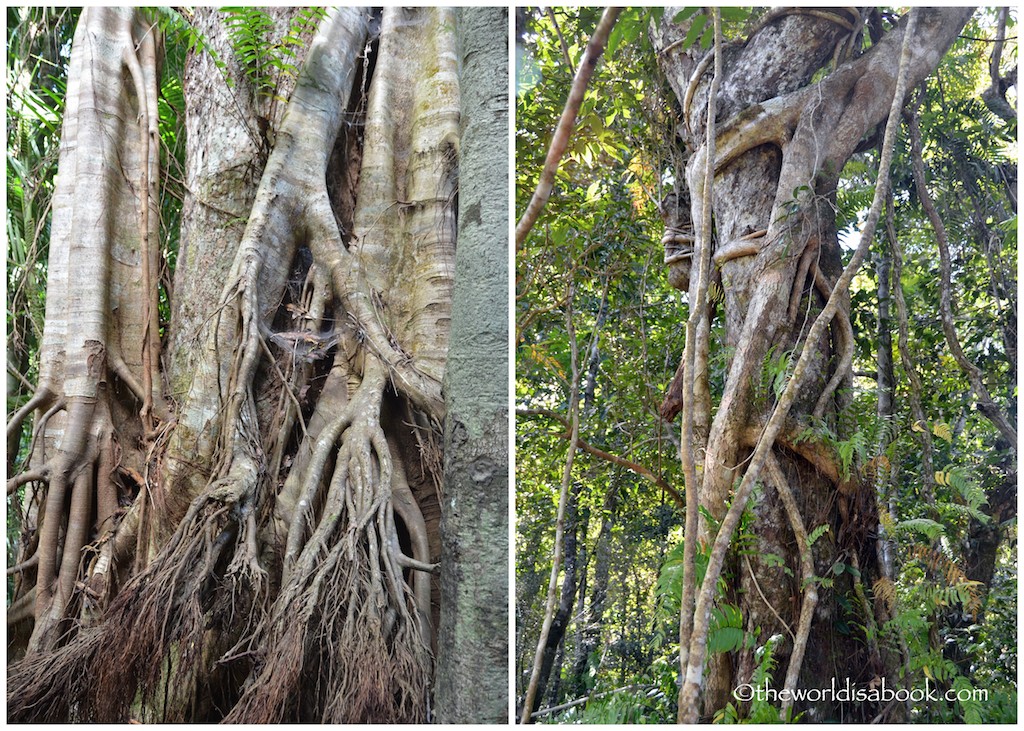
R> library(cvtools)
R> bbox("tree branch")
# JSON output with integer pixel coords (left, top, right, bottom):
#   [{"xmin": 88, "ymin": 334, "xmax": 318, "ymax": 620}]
[
  {"xmin": 530, "ymin": 683, "xmax": 654, "ymax": 719},
  {"xmin": 546, "ymin": 8, "xmax": 575, "ymax": 76},
  {"xmin": 515, "ymin": 7, "xmax": 621, "ymax": 250},
  {"xmin": 907, "ymin": 103, "xmax": 1017, "ymax": 450},
  {"xmin": 517, "ymin": 408, "xmax": 683, "ymax": 510}
]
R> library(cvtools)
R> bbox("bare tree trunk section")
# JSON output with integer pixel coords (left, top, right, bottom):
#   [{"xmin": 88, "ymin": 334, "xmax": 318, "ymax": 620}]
[
  {"xmin": 532, "ymin": 483, "xmax": 582, "ymax": 715},
  {"xmin": 436, "ymin": 7, "xmax": 509, "ymax": 724}
]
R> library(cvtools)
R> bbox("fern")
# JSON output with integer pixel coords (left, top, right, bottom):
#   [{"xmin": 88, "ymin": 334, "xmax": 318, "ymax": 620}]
[
  {"xmin": 834, "ymin": 429, "xmax": 868, "ymax": 480},
  {"xmin": 873, "ymin": 576, "xmax": 896, "ymax": 612},
  {"xmin": 222, "ymin": 7, "xmax": 328, "ymax": 104},
  {"xmin": 655, "ymin": 541, "xmax": 717, "ymax": 621},
  {"xmin": 946, "ymin": 467, "xmax": 988, "ymax": 513},
  {"xmin": 223, "ymin": 6, "xmax": 276, "ymax": 96},
  {"xmin": 714, "ymin": 634, "xmax": 788, "ymax": 723},
  {"xmin": 952, "ymin": 676, "xmax": 984, "ymax": 724},
  {"xmin": 806, "ymin": 523, "xmax": 830, "ymax": 548},
  {"xmin": 144, "ymin": 8, "xmax": 230, "ymax": 83},
  {"xmin": 909, "ymin": 544, "xmax": 984, "ymax": 616},
  {"xmin": 897, "ymin": 517, "xmax": 945, "ymax": 541},
  {"xmin": 708, "ymin": 603, "xmax": 747, "ymax": 654}
]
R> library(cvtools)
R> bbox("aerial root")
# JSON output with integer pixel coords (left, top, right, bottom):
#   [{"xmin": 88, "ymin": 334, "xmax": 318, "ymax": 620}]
[
  {"xmin": 227, "ymin": 518, "xmax": 431, "ymax": 723},
  {"xmin": 76, "ymin": 483, "xmax": 255, "ymax": 722},
  {"xmin": 788, "ymin": 240, "xmax": 818, "ymax": 322},
  {"xmin": 27, "ymin": 397, "xmax": 105, "ymax": 652},
  {"xmin": 6, "ymin": 386, "xmax": 55, "ymax": 441},
  {"xmin": 7, "ymin": 468, "xmax": 48, "ymax": 495},
  {"xmin": 228, "ymin": 357, "xmax": 430, "ymax": 723},
  {"xmin": 6, "ymin": 627, "xmax": 104, "ymax": 722},
  {"xmin": 765, "ymin": 453, "xmax": 818, "ymax": 717},
  {"xmin": 811, "ymin": 264, "xmax": 854, "ymax": 418}
]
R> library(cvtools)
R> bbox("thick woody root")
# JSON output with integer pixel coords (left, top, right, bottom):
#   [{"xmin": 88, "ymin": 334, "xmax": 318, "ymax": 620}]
[
  {"xmin": 18, "ymin": 392, "xmax": 118, "ymax": 653},
  {"xmin": 9, "ymin": 464, "xmax": 264, "ymax": 723}
]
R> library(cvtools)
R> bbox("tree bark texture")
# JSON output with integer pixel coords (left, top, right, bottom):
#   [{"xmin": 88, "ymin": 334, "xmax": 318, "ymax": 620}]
[
  {"xmin": 436, "ymin": 6, "xmax": 509, "ymax": 724},
  {"xmin": 654, "ymin": 7, "xmax": 973, "ymax": 721},
  {"xmin": 8, "ymin": 7, "xmax": 505, "ymax": 723}
]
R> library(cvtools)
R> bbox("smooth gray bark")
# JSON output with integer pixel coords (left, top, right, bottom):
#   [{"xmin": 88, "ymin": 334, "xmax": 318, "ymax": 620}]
[{"xmin": 436, "ymin": 7, "xmax": 509, "ymax": 724}]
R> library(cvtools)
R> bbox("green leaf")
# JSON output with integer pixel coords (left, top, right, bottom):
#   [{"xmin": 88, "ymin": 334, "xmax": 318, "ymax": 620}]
[
  {"xmin": 708, "ymin": 603, "xmax": 745, "ymax": 654},
  {"xmin": 699, "ymin": 22, "xmax": 714, "ymax": 50},
  {"xmin": 720, "ymin": 7, "xmax": 751, "ymax": 23},
  {"xmin": 682, "ymin": 13, "xmax": 707, "ymax": 51},
  {"xmin": 899, "ymin": 517, "xmax": 945, "ymax": 541},
  {"xmin": 808, "ymin": 524, "xmax": 831, "ymax": 548},
  {"xmin": 673, "ymin": 7, "xmax": 701, "ymax": 24}
]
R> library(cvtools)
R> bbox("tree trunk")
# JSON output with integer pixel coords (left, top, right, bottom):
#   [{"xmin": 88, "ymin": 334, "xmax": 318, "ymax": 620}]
[
  {"xmin": 653, "ymin": 7, "xmax": 973, "ymax": 721},
  {"xmin": 435, "ymin": 7, "xmax": 509, "ymax": 724},
  {"xmin": 530, "ymin": 482, "xmax": 583, "ymax": 715},
  {"xmin": 570, "ymin": 481, "xmax": 617, "ymax": 698},
  {"xmin": 8, "ymin": 7, "xmax": 503, "ymax": 723}
]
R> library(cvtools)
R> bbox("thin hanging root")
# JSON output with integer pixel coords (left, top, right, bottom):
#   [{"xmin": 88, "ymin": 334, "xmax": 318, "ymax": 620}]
[
  {"xmin": 811, "ymin": 264, "xmax": 854, "ymax": 419},
  {"xmin": 83, "ymin": 495, "xmax": 240, "ymax": 722},
  {"xmin": 7, "ymin": 625, "xmax": 104, "ymax": 723},
  {"xmin": 121, "ymin": 13, "xmax": 165, "ymax": 428},
  {"xmin": 282, "ymin": 362, "xmax": 388, "ymax": 574},
  {"xmin": 765, "ymin": 453, "xmax": 817, "ymax": 719},
  {"xmin": 387, "ymin": 446, "xmax": 434, "ymax": 634},
  {"xmin": 787, "ymin": 240, "xmax": 818, "ymax": 322}
]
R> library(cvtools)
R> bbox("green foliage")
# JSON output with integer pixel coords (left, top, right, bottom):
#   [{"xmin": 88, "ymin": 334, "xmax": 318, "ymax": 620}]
[
  {"xmin": 806, "ymin": 523, "xmax": 830, "ymax": 548},
  {"xmin": 793, "ymin": 415, "xmax": 874, "ymax": 481},
  {"xmin": 756, "ymin": 346, "xmax": 793, "ymax": 404},
  {"xmin": 223, "ymin": 7, "xmax": 278, "ymax": 96},
  {"xmin": 221, "ymin": 7, "xmax": 325, "ymax": 103},
  {"xmin": 655, "ymin": 540, "xmax": 711, "ymax": 623},
  {"xmin": 518, "ymin": 7, "xmax": 1017, "ymax": 724},
  {"xmin": 708, "ymin": 603, "xmax": 747, "ymax": 654},
  {"xmin": 714, "ymin": 634, "xmax": 789, "ymax": 724},
  {"xmin": 145, "ymin": 7, "xmax": 226, "ymax": 76},
  {"xmin": 897, "ymin": 517, "xmax": 945, "ymax": 541}
]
